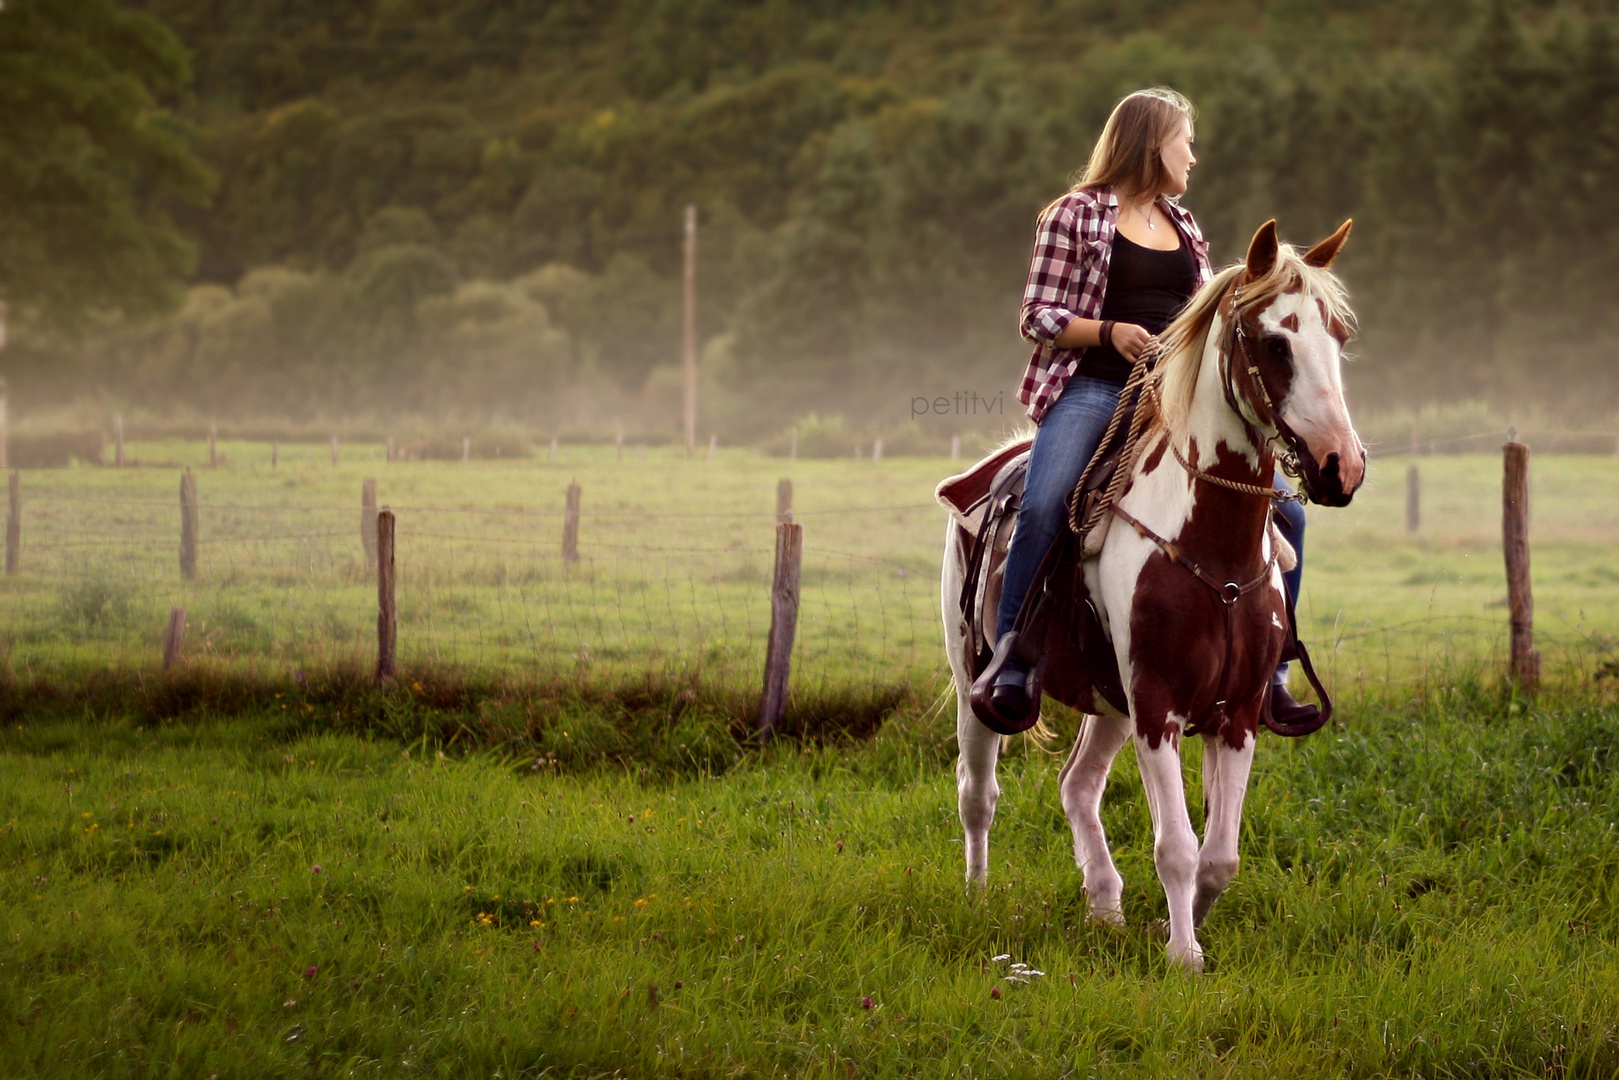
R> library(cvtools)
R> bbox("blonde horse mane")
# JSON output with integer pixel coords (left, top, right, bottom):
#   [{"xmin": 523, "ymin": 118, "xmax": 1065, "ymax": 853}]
[{"xmin": 1152, "ymin": 245, "xmax": 1356, "ymax": 434}]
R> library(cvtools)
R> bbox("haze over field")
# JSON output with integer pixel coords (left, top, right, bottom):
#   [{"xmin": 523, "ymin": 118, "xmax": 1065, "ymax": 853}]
[{"xmin": 3, "ymin": 0, "xmax": 1617, "ymax": 440}]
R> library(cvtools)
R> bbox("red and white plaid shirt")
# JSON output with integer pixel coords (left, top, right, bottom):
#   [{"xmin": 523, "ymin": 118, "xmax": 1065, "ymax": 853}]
[{"xmin": 1017, "ymin": 187, "xmax": 1213, "ymax": 424}]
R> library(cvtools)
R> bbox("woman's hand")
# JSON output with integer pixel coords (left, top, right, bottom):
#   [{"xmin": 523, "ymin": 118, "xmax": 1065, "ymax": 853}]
[{"xmin": 1111, "ymin": 322, "xmax": 1154, "ymax": 363}]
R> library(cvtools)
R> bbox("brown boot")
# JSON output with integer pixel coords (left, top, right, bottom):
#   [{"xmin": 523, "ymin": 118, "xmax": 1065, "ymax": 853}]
[{"xmin": 1270, "ymin": 675, "xmax": 1320, "ymax": 728}]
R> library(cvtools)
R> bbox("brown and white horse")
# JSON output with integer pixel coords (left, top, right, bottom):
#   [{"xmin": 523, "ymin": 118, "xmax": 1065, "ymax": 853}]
[{"xmin": 940, "ymin": 220, "xmax": 1364, "ymax": 970}]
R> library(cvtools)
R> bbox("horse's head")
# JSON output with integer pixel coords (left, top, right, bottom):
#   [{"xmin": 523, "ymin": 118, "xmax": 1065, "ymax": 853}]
[{"xmin": 1230, "ymin": 220, "xmax": 1365, "ymax": 507}]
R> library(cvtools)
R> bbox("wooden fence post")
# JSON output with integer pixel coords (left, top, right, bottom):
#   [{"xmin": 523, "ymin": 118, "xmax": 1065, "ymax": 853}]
[
  {"xmin": 114, "ymin": 415, "xmax": 125, "ymax": 468},
  {"xmin": 1502, "ymin": 433, "xmax": 1539, "ymax": 689},
  {"xmin": 1405, "ymin": 463, "xmax": 1420, "ymax": 533},
  {"xmin": 549, "ymin": 437, "xmax": 558, "ymax": 463},
  {"xmin": 951, "ymin": 434, "xmax": 961, "ymax": 461},
  {"xmin": 462, "ymin": 436, "xmax": 471, "ymax": 462},
  {"xmin": 6, "ymin": 470, "xmax": 19, "ymax": 575},
  {"xmin": 208, "ymin": 422, "xmax": 218, "ymax": 468},
  {"xmin": 873, "ymin": 437, "xmax": 884, "ymax": 463},
  {"xmin": 361, "ymin": 479, "xmax": 378, "ymax": 567},
  {"xmin": 386, "ymin": 436, "xmax": 395, "ymax": 463},
  {"xmin": 776, "ymin": 478, "xmax": 793, "ymax": 524},
  {"xmin": 707, "ymin": 433, "xmax": 717, "ymax": 461},
  {"xmin": 759, "ymin": 521, "xmax": 804, "ymax": 740},
  {"xmin": 179, "ymin": 470, "xmax": 198, "ymax": 579},
  {"xmin": 161, "ymin": 607, "xmax": 187, "ymax": 670},
  {"xmin": 330, "ymin": 435, "xmax": 339, "ymax": 466},
  {"xmin": 375, "ymin": 507, "xmax": 397, "ymax": 682},
  {"xmin": 562, "ymin": 481, "xmax": 581, "ymax": 564},
  {"xmin": 271, "ymin": 440, "xmax": 278, "ymax": 469},
  {"xmin": 616, "ymin": 432, "xmax": 623, "ymax": 461}
]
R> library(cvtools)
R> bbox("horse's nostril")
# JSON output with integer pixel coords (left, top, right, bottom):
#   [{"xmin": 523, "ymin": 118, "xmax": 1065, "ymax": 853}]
[{"xmin": 1322, "ymin": 452, "xmax": 1340, "ymax": 482}]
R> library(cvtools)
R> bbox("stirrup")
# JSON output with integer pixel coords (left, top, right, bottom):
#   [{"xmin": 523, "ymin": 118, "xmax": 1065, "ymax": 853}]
[{"xmin": 969, "ymin": 632, "xmax": 1042, "ymax": 735}]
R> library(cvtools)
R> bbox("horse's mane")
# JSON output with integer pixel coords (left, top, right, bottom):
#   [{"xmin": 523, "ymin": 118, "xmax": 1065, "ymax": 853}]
[{"xmin": 1152, "ymin": 244, "xmax": 1356, "ymax": 433}]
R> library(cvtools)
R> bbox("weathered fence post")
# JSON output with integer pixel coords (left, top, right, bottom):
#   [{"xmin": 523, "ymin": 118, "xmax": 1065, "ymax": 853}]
[
  {"xmin": 179, "ymin": 470, "xmax": 198, "ymax": 579},
  {"xmin": 361, "ymin": 479, "xmax": 379, "ymax": 567},
  {"xmin": 562, "ymin": 481, "xmax": 581, "ymax": 565},
  {"xmin": 376, "ymin": 507, "xmax": 396, "ymax": 682},
  {"xmin": 114, "ymin": 415, "xmax": 125, "ymax": 468},
  {"xmin": 462, "ymin": 436, "xmax": 471, "ymax": 462},
  {"xmin": 707, "ymin": 433, "xmax": 717, "ymax": 461},
  {"xmin": 6, "ymin": 470, "xmax": 19, "ymax": 575},
  {"xmin": 208, "ymin": 422, "xmax": 218, "ymax": 468},
  {"xmin": 951, "ymin": 434, "xmax": 961, "ymax": 462},
  {"xmin": 759, "ymin": 518, "xmax": 803, "ymax": 740},
  {"xmin": 549, "ymin": 437, "xmax": 558, "ymax": 463},
  {"xmin": 776, "ymin": 478, "xmax": 793, "ymax": 524},
  {"xmin": 1405, "ymin": 464, "xmax": 1420, "ymax": 533},
  {"xmin": 1503, "ymin": 431, "xmax": 1538, "ymax": 689},
  {"xmin": 873, "ymin": 437, "xmax": 884, "ymax": 463},
  {"xmin": 271, "ymin": 440, "xmax": 278, "ymax": 469},
  {"xmin": 330, "ymin": 435, "xmax": 339, "ymax": 466},
  {"xmin": 616, "ymin": 432, "xmax": 623, "ymax": 461},
  {"xmin": 386, "ymin": 436, "xmax": 395, "ymax": 463},
  {"xmin": 161, "ymin": 607, "xmax": 187, "ymax": 670}
]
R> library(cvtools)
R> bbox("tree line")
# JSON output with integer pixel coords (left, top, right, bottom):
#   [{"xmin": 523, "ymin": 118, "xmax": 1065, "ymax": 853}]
[{"xmin": 3, "ymin": 0, "xmax": 1616, "ymax": 437}]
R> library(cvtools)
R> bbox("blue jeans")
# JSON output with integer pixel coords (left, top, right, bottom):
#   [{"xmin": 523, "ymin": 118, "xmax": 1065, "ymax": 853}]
[
  {"xmin": 995, "ymin": 376, "xmax": 1309, "ymax": 666},
  {"xmin": 996, "ymin": 376, "xmax": 1122, "ymax": 639}
]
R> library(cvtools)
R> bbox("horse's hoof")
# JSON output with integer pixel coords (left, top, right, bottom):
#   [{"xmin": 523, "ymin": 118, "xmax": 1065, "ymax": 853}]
[
  {"xmin": 1087, "ymin": 903, "xmax": 1125, "ymax": 927},
  {"xmin": 1166, "ymin": 939, "xmax": 1205, "ymax": 973}
]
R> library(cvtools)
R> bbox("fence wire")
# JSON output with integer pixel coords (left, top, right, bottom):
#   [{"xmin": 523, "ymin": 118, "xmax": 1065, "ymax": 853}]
[{"xmin": 2, "ymin": 446, "xmax": 1617, "ymax": 695}]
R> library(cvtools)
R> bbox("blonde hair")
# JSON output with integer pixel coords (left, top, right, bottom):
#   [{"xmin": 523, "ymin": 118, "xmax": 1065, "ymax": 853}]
[
  {"xmin": 1073, "ymin": 88, "xmax": 1196, "ymax": 201},
  {"xmin": 1152, "ymin": 246, "xmax": 1357, "ymax": 432}
]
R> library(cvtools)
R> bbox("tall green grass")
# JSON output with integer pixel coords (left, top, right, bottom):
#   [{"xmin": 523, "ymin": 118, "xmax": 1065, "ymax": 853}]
[{"xmin": 4, "ymin": 678, "xmax": 1619, "ymax": 1077}]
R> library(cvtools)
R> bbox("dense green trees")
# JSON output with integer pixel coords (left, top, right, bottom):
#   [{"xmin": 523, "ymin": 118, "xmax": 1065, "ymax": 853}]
[
  {"xmin": 0, "ymin": 0, "xmax": 212, "ymax": 327},
  {"xmin": 6, "ymin": 0, "xmax": 1616, "ymax": 433}
]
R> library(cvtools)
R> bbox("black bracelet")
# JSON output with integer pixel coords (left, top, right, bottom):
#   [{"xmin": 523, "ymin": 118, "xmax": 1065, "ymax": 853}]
[{"xmin": 1100, "ymin": 320, "xmax": 1116, "ymax": 349}]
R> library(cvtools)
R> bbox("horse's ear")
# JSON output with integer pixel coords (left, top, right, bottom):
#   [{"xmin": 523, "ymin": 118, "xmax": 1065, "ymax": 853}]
[
  {"xmin": 1303, "ymin": 219, "xmax": 1353, "ymax": 268},
  {"xmin": 1245, "ymin": 220, "xmax": 1279, "ymax": 279}
]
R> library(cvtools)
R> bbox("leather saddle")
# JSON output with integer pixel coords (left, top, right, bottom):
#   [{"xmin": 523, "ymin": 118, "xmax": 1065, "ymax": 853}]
[{"xmin": 936, "ymin": 442, "xmax": 1128, "ymax": 724}]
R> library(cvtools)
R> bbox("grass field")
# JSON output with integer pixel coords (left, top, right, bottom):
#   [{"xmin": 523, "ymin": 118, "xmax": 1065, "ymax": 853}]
[
  {"xmin": 2, "ymin": 441, "xmax": 1618, "ymax": 692},
  {"xmin": 4, "ymin": 444, "xmax": 1619, "ymax": 1077},
  {"xmin": 5, "ymin": 688, "xmax": 1619, "ymax": 1077}
]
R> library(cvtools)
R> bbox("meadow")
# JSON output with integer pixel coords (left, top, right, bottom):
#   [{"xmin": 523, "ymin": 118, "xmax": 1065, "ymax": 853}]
[{"xmin": 3, "ymin": 443, "xmax": 1619, "ymax": 1077}]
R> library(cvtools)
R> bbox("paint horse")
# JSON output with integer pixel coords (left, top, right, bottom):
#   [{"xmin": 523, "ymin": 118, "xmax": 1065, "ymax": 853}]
[{"xmin": 939, "ymin": 221, "xmax": 1364, "ymax": 970}]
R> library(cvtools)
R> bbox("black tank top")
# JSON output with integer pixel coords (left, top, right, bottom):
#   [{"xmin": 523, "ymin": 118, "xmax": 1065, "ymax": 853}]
[{"xmin": 1079, "ymin": 230, "xmax": 1199, "ymax": 384}]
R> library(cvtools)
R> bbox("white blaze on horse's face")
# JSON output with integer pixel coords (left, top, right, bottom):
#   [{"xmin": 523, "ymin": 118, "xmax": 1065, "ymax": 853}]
[{"xmin": 1258, "ymin": 293, "xmax": 1365, "ymax": 496}]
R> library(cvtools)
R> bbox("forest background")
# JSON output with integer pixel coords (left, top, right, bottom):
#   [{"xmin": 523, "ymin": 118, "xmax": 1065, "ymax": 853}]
[{"xmin": 2, "ymin": 0, "xmax": 1616, "ymax": 449}]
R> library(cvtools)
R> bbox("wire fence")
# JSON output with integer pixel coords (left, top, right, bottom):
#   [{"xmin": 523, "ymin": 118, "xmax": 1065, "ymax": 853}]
[
  {"xmin": 2, "ymin": 444, "xmax": 1616, "ymax": 696},
  {"xmin": 0, "ymin": 469, "xmax": 948, "ymax": 692}
]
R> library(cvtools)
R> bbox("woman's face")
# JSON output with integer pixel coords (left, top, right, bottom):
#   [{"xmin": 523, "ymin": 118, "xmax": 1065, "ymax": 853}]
[{"xmin": 1159, "ymin": 119, "xmax": 1196, "ymax": 196}]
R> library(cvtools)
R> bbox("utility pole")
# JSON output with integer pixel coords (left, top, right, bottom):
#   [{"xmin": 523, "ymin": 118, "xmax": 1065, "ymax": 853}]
[
  {"xmin": 0, "ymin": 302, "xmax": 8, "ymax": 470},
  {"xmin": 683, "ymin": 203, "xmax": 698, "ymax": 456}
]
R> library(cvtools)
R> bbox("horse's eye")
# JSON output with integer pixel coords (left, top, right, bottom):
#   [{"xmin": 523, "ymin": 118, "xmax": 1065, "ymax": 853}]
[{"xmin": 1264, "ymin": 337, "xmax": 1291, "ymax": 361}]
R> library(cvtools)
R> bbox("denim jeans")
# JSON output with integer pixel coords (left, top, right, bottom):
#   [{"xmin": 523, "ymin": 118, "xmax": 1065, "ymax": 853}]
[
  {"xmin": 995, "ymin": 376, "xmax": 1309, "ymax": 672},
  {"xmin": 996, "ymin": 375, "xmax": 1122, "ymax": 639}
]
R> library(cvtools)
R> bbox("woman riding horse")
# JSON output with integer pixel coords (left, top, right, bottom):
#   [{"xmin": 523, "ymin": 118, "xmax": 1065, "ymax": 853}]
[{"xmin": 978, "ymin": 87, "xmax": 1312, "ymax": 731}]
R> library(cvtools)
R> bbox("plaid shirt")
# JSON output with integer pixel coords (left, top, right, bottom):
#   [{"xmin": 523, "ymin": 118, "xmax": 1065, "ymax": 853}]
[{"xmin": 1018, "ymin": 187, "xmax": 1213, "ymax": 424}]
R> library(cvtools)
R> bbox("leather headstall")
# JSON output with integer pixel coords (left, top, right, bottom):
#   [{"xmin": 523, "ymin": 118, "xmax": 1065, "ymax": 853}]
[{"xmin": 1219, "ymin": 280, "xmax": 1313, "ymax": 499}]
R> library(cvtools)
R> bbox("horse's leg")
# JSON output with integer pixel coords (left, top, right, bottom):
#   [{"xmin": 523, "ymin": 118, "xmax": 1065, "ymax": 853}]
[
  {"xmin": 1132, "ymin": 717, "xmax": 1204, "ymax": 971},
  {"xmin": 956, "ymin": 684, "xmax": 1000, "ymax": 884},
  {"xmin": 1057, "ymin": 712, "xmax": 1131, "ymax": 924},
  {"xmin": 1193, "ymin": 730, "xmax": 1255, "ymax": 928}
]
